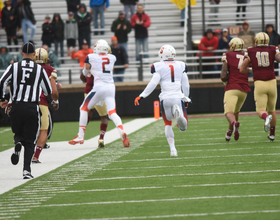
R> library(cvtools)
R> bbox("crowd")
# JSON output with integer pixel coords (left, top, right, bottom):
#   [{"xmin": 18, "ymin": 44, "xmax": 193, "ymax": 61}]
[{"xmin": 198, "ymin": 20, "xmax": 280, "ymax": 78}]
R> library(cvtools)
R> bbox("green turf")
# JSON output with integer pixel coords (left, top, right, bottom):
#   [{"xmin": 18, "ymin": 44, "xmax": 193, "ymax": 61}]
[
  {"xmin": 0, "ymin": 119, "xmax": 131, "ymax": 152},
  {"xmin": 1, "ymin": 115, "xmax": 280, "ymax": 220}
]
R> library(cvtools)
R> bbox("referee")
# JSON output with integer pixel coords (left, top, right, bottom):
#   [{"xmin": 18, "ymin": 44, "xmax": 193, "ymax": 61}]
[{"xmin": 0, "ymin": 42, "xmax": 52, "ymax": 179}]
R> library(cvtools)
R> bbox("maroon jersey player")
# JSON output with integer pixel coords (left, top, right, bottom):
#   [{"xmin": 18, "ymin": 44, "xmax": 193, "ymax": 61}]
[
  {"xmin": 221, "ymin": 38, "xmax": 250, "ymax": 141},
  {"xmin": 240, "ymin": 32, "xmax": 280, "ymax": 141}
]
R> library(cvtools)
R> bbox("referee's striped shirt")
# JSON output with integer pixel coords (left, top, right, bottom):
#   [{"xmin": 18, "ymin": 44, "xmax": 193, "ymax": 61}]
[{"xmin": 0, "ymin": 58, "xmax": 52, "ymax": 103}]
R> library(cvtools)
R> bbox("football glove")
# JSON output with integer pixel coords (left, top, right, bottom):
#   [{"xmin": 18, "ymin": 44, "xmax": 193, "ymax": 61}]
[
  {"xmin": 134, "ymin": 96, "xmax": 143, "ymax": 106},
  {"xmin": 5, "ymin": 101, "xmax": 12, "ymax": 116},
  {"xmin": 51, "ymin": 100, "xmax": 59, "ymax": 110}
]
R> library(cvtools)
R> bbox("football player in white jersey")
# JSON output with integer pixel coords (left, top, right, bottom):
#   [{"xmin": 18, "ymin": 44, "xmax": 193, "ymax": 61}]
[
  {"xmin": 69, "ymin": 39, "xmax": 130, "ymax": 147},
  {"xmin": 134, "ymin": 45, "xmax": 190, "ymax": 157}
]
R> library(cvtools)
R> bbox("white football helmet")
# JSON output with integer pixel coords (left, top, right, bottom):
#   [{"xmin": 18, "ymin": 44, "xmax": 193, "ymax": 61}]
[
  {"xmin": 158, "ymin": 45, "xmax": 176, "ymax": 61},
  {"xmin": 94, "ymin": 39, "xmax": 109, "ymax": 54}
]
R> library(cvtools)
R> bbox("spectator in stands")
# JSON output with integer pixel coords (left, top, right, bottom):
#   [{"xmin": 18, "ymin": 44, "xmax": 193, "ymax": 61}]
[
  {"xmin": 198, "ymin": 28, "xmax": 219, "ymax": 78},
  {"xmin": 41, "ymin": 15, "xmax": 54, "ymax": 48},
  {"xmin": 0, "ymin": 43, "xmax": 15, "ymax": 70},
  {"xmin": 65, "ymin": 11, "xmax": 78, "ymax": 56},
  {"xmin": 2, "ymin": 0, "xmax": 18, "ymax": 51},
  {"xmin": 237, "ymin": 20, "xmax": 255, "ymax": 48},
  {"xmin": 51, "ymin": 13, "xmax": 65, "ymax": 57},
  {"xmin": 235, "ymin": 0, "xmax": 248, "ymax": 23},
  {"xmin": 15, "ymin": 0, "xmax": 36, "ymax": 43},
  {"xmin": 90, "ymin": 0, "xmax": 109, "ymax": 35},
  {"xmin": 43, "ymin": 44, "xmax": 61, "ymax": 76},
  {"xmin": 111, "ymin": 10, "xmax": 131, "ymax": 52},
  {"xmin": 218, "ymin": 28, "xmax": 232, "ymax": 49},
  {"xmin": 265, "ymin": 24, "xmax": 280, "ymax": 47},
  {"xmin": 76, "ymin": 3, "xmax": 92, "ymax": 49},
  {"xmin": 66, "ymin": 0, "xmax": 80, "ymax": 16},
  {"xmin": 110, "ymin": 36, "xmax": 129, "ymax": 82},
  {"xmin": 131, "ymin": 4, "xmax": 151, "ymax": 61},
  {"xmin": 71, "ymin": 40, "xmax": 93, "ymax": 70},
  {"xmin": 214, "ymin": 29, "xmax": 222, "ymax": 41},
  {"xmin": 209, "ymin": 0, "xmax": 220, "ymax": 24},
  {"xmin": 12, "ymin": 0, "xmax": 16, "ymax": 6},
  {"xmin": 121, "ymin": 0, "xmax": 138, "ymax": 20}
]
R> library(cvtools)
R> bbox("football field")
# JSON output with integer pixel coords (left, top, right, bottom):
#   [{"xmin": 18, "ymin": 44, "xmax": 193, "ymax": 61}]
[{"xmin": 0, "ymin": 114, "xmax": 280, "ymax": 220}]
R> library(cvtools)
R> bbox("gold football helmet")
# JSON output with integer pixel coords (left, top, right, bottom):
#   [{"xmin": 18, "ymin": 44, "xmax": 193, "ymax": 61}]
[
  {"xmin": 254, "ymin": 32, "xmax": 270, "ymax": 46},
  {"xmin": 228, "ymin": 38, "xmax": 244, "ymax": 51},
  {"xmin": 108, "ymin": 45, "xmax": 112, "ymax": 54},
  {"xmin": 34, "ymin": 48, "xmax": 48, "ymax": 64}
]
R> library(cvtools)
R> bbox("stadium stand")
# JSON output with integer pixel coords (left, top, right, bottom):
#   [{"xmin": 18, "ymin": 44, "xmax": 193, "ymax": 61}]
[{"xmin": 0, "ymin": 0, "xmax": 278, "ymax": 83}]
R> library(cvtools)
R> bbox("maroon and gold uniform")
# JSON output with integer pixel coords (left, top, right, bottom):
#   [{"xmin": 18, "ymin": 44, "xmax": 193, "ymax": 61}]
[
  {"xmin": 224, "ymin": 51, "xmax": 251, "ymax": 92},
  {"xmin": 39, "ymin": 64, "xmax": 56, "ymax": 130},
  {"xmin": 222, "ymin": 51, "xmax": 250, "ymax": 115},
  {"xmin": 245, "ymin": 45, "xmax": 279, "ymax": 113},
  {"xmin": 245, "ymin": 46, "xmax": 277, "ymax": 81}
]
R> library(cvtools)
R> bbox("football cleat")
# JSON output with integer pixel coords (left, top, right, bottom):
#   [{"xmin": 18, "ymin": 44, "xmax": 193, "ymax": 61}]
[
  {"xmin": 68, "ymin": 136, "xmax": 84, "ymax": 145},
  {"xmin": 267, "ymin": 135, "xmax": 275, "ymax": 142},
  {"xmin": 23, "ymin": 170, "xmax": 34, "ymax": 179},
  {"xmin": 32, "ymin": 157, "xmax": 41, "ymax": 163},
  {"xmin": 122, "ymin": 132, "xmax": 130, "ymax": 148},
  {"xmin": 98, "ymin": 139, "xmax": 104, "ymax": 148},
  {"xmin": 170, "ymin": 150, "xmax": 178, "ymax": 157},
  {"xmin": 233, "ymin": 122, "xmax": 240, "ymax": 141},
  {"xmin": 225, "ymin": 130, "xmax": 232, "ymax": 141},
  {"xmin": 173, "ymin": 104, "xmax": 181, "ymax": 119},
  {"xmin": 264, "ymin": 115, "xmax": 272, "ymax": 132},
  {"xmin": 11, "ymin": 142, "xmax": 22, "ymax": 165},
  {"xmin": 43, "ymin": 143, "xmax": 50, "ymax": 149}
]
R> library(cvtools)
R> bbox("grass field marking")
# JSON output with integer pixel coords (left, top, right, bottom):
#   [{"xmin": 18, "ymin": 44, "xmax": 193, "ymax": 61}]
[
  {"xmin": 21, "ymin": 194, "xmax": 280, "ymax": 208},
  {"xmin": 132, "ymin": 146, "xmax": 280, "ymax": 154},
  {"xmin": 70, "ymin": 210, "xmax": 280, "ymax": 220},
  {"xmin": 79, "ymin": 169, "xmax": 280, "ymax": 182},
  {"xmin": 0, "ymin": 119, "xmax": 164, "ymax": 219},
  {"xmin": 115, "ymin": 153, "xmax": 280, "ymax": 162},
  {"xmin": 0, "ymin": 128, "xmax": 10, "ymax": 134},
  {"xmin": 34, "ymin": 180, "xmax": 279, "ymax": 194},
  {"xmin": 102, "ymin": 161, "xmax": 278, "ymax": 171}
]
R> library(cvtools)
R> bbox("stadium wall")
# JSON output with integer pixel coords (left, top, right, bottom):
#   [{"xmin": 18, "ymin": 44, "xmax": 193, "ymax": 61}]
[{"xmin": 1, "ymin": 78, "xmax": 280, "ymax": 125}]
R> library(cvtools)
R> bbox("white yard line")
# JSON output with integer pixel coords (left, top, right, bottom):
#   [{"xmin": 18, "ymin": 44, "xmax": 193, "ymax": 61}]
[
  {"xmin": 72, "ymin": 210, "xmax": 280, "ymax": 220},
  {"xmin": 102, "ymin": 161, "xmax": 278, "ymax": 171},
  {"xmin": 11, "ymin": 194, "xmax": 280, "ymax": 208},
  {"xmin": 0, "ymin": 128, "xmax": 11, "ymax": 134},
  {"xmin": 0, "ymin": 118, "xmax": 157, "ymax": 195}
]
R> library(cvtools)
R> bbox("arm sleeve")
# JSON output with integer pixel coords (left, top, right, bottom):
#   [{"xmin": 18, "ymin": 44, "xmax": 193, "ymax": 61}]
[
  {"xmin": 139, "ymin": 71, "xmax": 160, "ymax": 98},
  {"xmin": 198, "ymin": 38, "xmax": 208, "ymax": 51},
  {"xmin": 181, "ymin": 72, "xmax": 190, "ymax": 98},
  {"xmin": 40, "ymin": 68, "xmax": 52, "ymax": 96},
  {"xmin": 122, "ymin": 47, "xmax": 128, "ymax": 64},
  {"xmin": 143, "ymin": 14, "xmax": 151, "ymax": 28},
  {"xmin": 0, "ymin": 65, "xmax": 13, "ymax": 101},
  {"xmin": 130, "ymin": 15, "xmax": 136, "ymax": 28}
]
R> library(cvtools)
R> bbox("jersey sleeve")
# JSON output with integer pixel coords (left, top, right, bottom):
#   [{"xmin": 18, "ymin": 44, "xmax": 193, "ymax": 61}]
[
  {"xmin": 0, "ymin": 64, "xmax": 12, "ymax": 101},
  {"xmin": 151, "ymin": 64, "xmax": 156, "ymax": 74},
  {"xmin": 139, "ymin": 71, "xmax": 160, "ymax": 98}
]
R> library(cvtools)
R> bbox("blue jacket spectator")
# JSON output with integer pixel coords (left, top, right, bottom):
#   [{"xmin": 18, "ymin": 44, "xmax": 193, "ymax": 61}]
[
  {"xmin": 90, "ymin": 0, "xmax": 110, "ymax": 35},
  {"xmin": 218, "ymin": 28, "xmax": 232, "ymax": 50}
]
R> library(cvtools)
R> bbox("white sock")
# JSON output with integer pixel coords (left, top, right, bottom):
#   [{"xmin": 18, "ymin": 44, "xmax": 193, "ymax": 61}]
[
  {"xmin": 109, "ymin": 113, "xmax": 124, "ymax": 136},
  {"xmin": 165, "ymin": 125, "xmax": 176, "ymax": 151},
  {"xmin": 78, "ymin": 110, "xmax": 88, "ymax": 138}
]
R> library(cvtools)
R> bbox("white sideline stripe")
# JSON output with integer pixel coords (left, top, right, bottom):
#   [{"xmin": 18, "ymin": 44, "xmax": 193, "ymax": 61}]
[
  {"xmin": 0, "ymin": 118, "xmax": 157, "ymax": 195},
  {"xmin": 134, "ymin": 146, "xmax": 280, "ymax": 154},
  {"xmin": 72, "ymin": 210, "xmax": 280, "ymax": 220},
  {"xmin": 102, "ymin": 161, "xmax": 278, "ymax": 170},
  {"xmin": 23, "ymin": 194, "xmax": 280, "ymax": 208},
  {"xmin": 0, "ymin": 128, "xmax": 10, "ymax": 134},
  {"xmin": 43, "ymin": 181, "xmax": 280, "ymax": 193},
  {"xmin": 115, "ymin": 153, "xmax": 280, "ymax": 162},
  {"xmin": 78, "ymin": 170, "xmax": 280, "ymax": 182}
]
